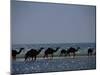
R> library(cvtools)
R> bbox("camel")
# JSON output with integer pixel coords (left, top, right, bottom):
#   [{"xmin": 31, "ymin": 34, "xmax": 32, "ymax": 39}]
[
  {"xmin": 60, "ymin": 49, "xmax": 67, "ymax": 56},
  {"xmin": 12, "ymin": 48, "xmax": 24, "ymax": 60},
  {"xmin": 66, "ymin": 47, "xmax": 80, "ymax": 57},
  {"xmin": 44, "ymin": 47, "xmax": 60, "ymax": 58},
  {"xmin": 24, "ymin": 47, "xmax": 44, "ymax": 61},
  {"xmin": 94, "ymin": 50, "xmax": 96, "ymax": 55},
  {"xmin": 88, "ymin": 48, "xmax": 94, "ymax": 56}
]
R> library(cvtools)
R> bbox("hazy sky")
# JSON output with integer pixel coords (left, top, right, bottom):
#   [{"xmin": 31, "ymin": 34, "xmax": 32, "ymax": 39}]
[{"xmin": 11, "ymin": 1, "xmax": 96, "ymax": 44}]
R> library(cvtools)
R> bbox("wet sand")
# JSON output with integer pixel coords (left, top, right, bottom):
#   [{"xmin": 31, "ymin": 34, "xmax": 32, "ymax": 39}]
[{"xmin": 11, "ymin": 56, "xmax": 96, "ymax": 74}]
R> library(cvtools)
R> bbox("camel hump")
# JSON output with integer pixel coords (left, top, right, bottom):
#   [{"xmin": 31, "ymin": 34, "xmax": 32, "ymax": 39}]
[
  {"xmin": 48, "ymin": 47, "xmax": 52, "ymax": 50},
  {"xmin": 69, "ymin": 47, "xmax": 74, "ymax": 50},
  {"xmin": 56, "ymin": 47, "xmax": 60, "ymax": 49},
  {"xmin": 31, "ymin": 49, "xmax": 37, "ymax": 51},
  {"xmin": 20, "ymin": 48, "xmax": 24, "ymax": 49},
  {"xmin": 40, "ymin": 47, "xmax": 44, "ymax": 49},
  {"xmin": 88, "ymin": 48, "xmax": 93, "ymax": 51}
]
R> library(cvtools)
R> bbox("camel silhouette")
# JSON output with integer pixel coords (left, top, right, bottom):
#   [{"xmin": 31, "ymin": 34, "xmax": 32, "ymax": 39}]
[
  {"xmin": 24, "ymin": 47, "xmax": 44, "ymax": 61},
  {"xmin": 94, "ymin": 50, "xmax": 96, "ymax": 55},
  {"xmin": 66, "ymin": 47, "xmax": 80, "ymax": 57},
  {"xmin": 12, "ymin": 48, "xmax": 24, "ymax": 60},
  {"xmin": 44, "ymin": 47, "xmax": 60, "ymax": 58},
  {"xmin": 88, "ymin": 48, "xmax": 94, "ymax": 56},
  {"xmin": 60, "ymin": 49, "xmax": 67, "ymax": 56}
]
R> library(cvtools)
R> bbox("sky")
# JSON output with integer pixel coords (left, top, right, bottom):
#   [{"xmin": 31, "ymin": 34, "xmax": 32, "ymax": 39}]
[{"xmin": 11, "ymin": 1, "xmax": 96, "ymax": 44}]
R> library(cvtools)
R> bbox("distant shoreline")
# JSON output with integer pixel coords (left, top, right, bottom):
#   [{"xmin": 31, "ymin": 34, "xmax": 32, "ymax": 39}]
[{"xmin": 12, "ymin": 42, "xmax": 96, "ymax": 45}]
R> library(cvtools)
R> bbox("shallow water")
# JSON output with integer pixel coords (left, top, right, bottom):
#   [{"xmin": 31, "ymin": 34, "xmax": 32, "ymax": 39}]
[{"xmin": 11, "ymin": 56, "xmax": 96, "ymax": 74}]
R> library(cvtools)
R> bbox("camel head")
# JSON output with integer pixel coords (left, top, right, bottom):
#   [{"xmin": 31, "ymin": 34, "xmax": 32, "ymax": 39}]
[
  {"xmin": 40, "ymin": 47, "xmax": 44, "ymax": 50},
  {"xmin": 55, "ymin": 47, "xmax": 60, "ymax": 52},
  {"xmin": 17, "ymin": 48, "xmax": 24, "ymax": 54},
  {"xmin": 76, "ymin": 47, "xmax": 80, "ymax": 51},
  {"xmin": 56, "ymin": 47, "xmax": 60, "ymax": 50},
  {"xmin": 89, "ymin": 48, "xmax": 94, "ymax": 52},
  {"xmin": 77, "ymin": 47, "xmax": 80, "ymax": 50},
  {"xmin": 38, "ymin": 47, "xmax": 44, "ymax": 53},
  {"xmin": 88, "ymin": 47, "xmax": 93, "ymax": 50}
]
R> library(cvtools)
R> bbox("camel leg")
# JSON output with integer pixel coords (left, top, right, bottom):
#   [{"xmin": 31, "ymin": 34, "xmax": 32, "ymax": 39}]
[
  {"xmin": 65, "ymin": 53, "xmax": 67, "ymax": 56},
  {"xmin": 27, "ymin": 57, "xmax": 29, "ymax": 61},
  {"xmin": 65, "ymin": 54, "xmax": 66, "ymax": 56},
  {"xmin": 44, "ymin": 55, "xmax": 46, "ymax": 58},
  {"xmin": 51, "ymin": 54, "xmax": 53, "ymax": 59},
  {"xmin": 34, "ymin": 56, "xmax": 36, "ymax": 61},
  {"xmin": 60, "ymin": 53, "xmax": 62, "ymax": 56},
  {"xmin": 66, "ymin": 53, "xmax": 68, "ymax": 56},
  {"xmin": 25, "ymin": 57, "xmax": 30, "ymax": 62},
  {"xmin": 68, "ymin": 53, "xmax": 70, "ymax": 57},
  {"xmin": 90, "ymin": 53, "xmax": 91, "ymax": 56},
  {"xmin": 44, "ymin": 54, "xmax": 48, "ymax": 59},
  {"xmin": 88, "ymin": 53, "xmax": 89, "ymax": 56},
  {"xmin": 88, "ymin": 53, "xmax": 90, "ymax": 56},
  {"xmin": 46, "ymin": 55, "xmax": 48, "ymax": 58},
  {"xmin": 88, "ymin": 52, "xmax": 90, "ymax": 56},
  {"xmin": 24, "ymin": 58, "xmax": 27, "ymax": 61},
  {"xmin": 94, "ymin": 52, "xmax": 95, "ymax": 55},
  {"xmin": 73, "ymin": 53, "xmax": 75, "ymax": 58},
  {"xmin": 43, "ymin": 55, "xmax": 45, "ymax": 58},
  {"xmin": 91, "ymin": 52, "xmax": 92, "ymax": 56},
  {"xmin": 12, "ymin": 56, "xmax": 16, "ymax": 60},
  {"xmin": 28, "ymin": 57, "xmax": 30, "ymax": 61},
  {"xmin": 25, "ymin": 56, "xmax": 28, "ymax": 61},
  {"xmin": 31, "ymin": 57, "xmax": 34, "ymax": 61}
]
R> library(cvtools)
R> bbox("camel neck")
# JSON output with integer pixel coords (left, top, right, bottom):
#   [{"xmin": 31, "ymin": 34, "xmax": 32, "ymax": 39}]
[
  {"xmin": 76, "ymin": 48, "xmax": 79, "ymax": 51},
  {"xmin": 55, "ymin": 48, "xmax": 58, "ymax": 52},
  {"xmin": 17, "ymin": 49, "xmax": 23, "ymax": 54},
  {"xmin": 38, "ymin": 49, "xmax": 42, "ymax": 53}
]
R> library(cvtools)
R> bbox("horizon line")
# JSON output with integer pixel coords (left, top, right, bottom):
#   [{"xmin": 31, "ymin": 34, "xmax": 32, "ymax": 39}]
[{"xmin": 12, "ymin": 42, "xmax": 96, "ymax": 45}]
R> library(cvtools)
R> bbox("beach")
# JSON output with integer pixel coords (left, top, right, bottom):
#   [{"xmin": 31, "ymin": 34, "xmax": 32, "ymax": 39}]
[{"xmin": 11, "ymin": 56, "xmax": 96, "ymax": 74}]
